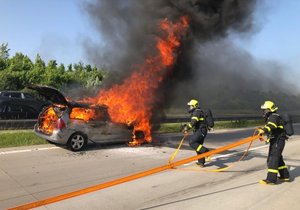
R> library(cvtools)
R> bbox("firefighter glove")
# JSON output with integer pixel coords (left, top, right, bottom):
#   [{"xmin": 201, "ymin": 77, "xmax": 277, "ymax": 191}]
[
  {"xmin": 257, "ymin": 128, "xmax": 265, "ymax": 135},
  {"xmin": 181, "ymin": 124, "xmax": 189, "ymax": 133}
]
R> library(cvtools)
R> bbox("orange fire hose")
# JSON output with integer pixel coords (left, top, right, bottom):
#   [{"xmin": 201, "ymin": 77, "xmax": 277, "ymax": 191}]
[
  {"xmin": 9, "ymin": 134, "xmax": 261, "ymax": 210},
  {"xmin": 169, "ymin": 129, "xmax": 260, "ymax": 172}
]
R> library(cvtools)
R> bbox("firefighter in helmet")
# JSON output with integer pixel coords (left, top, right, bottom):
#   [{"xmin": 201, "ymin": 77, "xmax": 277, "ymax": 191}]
[
  {"xmin": 183, "ymin": 99, "xmax": 209, "ymax": 167},
  {"xmin": 258, "ymin": 100, "xmax": 290, "ymax": 185}
]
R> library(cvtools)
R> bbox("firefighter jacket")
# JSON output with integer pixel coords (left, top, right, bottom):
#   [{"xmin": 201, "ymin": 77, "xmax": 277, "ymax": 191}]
[
  {"xmin": 262, "ymin": 112, "xmax": 285, "ymax": 139},
  {"xmin": 187, "ymin": 108, "xmax": 206, "ymax": 130}
]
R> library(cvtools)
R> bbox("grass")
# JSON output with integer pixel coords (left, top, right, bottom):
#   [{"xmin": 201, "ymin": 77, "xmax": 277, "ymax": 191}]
[
  {"xmin": 0, "ymin": 119, "xmax": 264, "ymax": 148},
  {"xmin": 0, "ymin": 130, "xmax": 48, "ymax": 148}
]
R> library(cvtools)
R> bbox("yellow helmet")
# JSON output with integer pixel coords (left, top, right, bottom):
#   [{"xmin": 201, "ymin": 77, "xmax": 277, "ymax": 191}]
[
  {"xmin": 260, "ymin": 100, "xmax": 278, "ymax": 112},
  {"xmin": 187, "ymin": 99, "xmax": 199, "ymax": 108}
]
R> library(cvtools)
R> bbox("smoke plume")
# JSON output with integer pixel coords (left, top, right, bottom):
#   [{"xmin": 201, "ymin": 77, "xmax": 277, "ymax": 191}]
[
  {"xmin": 83, "ymin": 0, "xmax": 256, "ymax": 72},
  {"xmin": 82, "ymin": 0, "xmax": 299, "ymax": 116}
]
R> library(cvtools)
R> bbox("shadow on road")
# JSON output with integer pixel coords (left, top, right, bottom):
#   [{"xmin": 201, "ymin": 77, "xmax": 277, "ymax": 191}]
[
  {"xmin": 288, "ymin": 164, "xmax": 300, "ymax": 182},
  {"xmin": 140, "ymin": 182, "xmax": 258, "ymax": 210}
]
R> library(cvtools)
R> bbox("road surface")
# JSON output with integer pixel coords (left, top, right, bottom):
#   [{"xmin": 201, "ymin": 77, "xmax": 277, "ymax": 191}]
[{"xmin": 1, "ymin": 125, "xmax": 300, "ymax": 209}]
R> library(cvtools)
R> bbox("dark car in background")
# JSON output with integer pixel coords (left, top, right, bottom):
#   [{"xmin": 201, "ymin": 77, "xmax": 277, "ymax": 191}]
[
  {"xmin": 0, "ymin": 90, "xmax": 49, "ymax": 119},
  {"xmin": 0, "ymin": 91, "xmax": 36, "ymax": 99},
  {"xmin": 0, "ymin": 101, "xmax": 39, "ymax": 119}
]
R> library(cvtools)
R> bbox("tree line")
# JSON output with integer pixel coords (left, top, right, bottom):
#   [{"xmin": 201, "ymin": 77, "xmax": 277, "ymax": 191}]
[
  {"xmin": 1, "ymin": 43, "xmax": 300, "ymax": 113},
  {"xmin": 0, "ymin": 43, "xmax": 105, "ymax": 91}
]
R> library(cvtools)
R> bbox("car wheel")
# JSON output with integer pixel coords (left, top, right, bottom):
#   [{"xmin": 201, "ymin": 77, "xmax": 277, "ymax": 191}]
[{"xmin": 67, "ymin": 132, "xmax": 87, "ymax": 152}]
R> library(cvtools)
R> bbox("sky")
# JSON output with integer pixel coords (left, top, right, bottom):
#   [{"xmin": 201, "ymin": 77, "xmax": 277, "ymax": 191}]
[
  {"xmin": 234, "ymin": 0, "xmax": 300, "ymax": 74},
  {"xmin": 0, "ymin": 0, "xmax": 96, "ymax": 64},
  {"xmin": 1, "ymin": 0, "xmax": 299, "ymax": 77}
]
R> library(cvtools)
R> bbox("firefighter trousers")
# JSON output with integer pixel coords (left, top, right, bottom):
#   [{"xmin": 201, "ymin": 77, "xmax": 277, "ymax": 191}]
[
  {"xmin": 266, "ymin": 136, "xmax": 290, "ymax": 182},
  {"xmin": 189, "ymin": 127, "xmax": 208, "ymax": 164}
]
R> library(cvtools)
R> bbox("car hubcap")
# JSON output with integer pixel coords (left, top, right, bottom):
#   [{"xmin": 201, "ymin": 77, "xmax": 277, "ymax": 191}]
[{"xmin": 71, "ymin": 135, "xmax": 84, "ymax": 150}]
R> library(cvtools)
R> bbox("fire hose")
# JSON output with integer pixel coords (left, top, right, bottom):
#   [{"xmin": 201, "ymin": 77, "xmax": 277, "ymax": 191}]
[
  {"xmin": 9, "ymin": 133, "xmax": 263, "ymax": 210},
  {"xmin": 168, "ymin": 129, "xmax": 261, "ymax": 172}
]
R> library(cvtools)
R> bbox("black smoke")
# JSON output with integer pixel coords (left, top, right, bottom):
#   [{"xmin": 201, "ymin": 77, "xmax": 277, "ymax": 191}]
[
  {"xmin": 82, "ymin": 0, "xmax": 299, "ymax": 116},
  {"xmin": 83, "ymin": 0, "xmax": 256, "ymax": 75}
]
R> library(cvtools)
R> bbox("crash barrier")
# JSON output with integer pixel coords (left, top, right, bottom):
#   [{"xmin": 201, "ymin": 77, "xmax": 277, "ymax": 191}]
[
  {"xmin": 163, "ymin": 115, "xmax": 300, "ymax": 123},
  {"xmin": 161, "ymin": 115, "xmax": 262, "ymax": 123},
  {"xmin": 9, "ymin": 134, "xmax": 261, "ymax": 210},
  {"xmin": 1, "ymin": 114, "xmax": 299, "ymax": 130},
  {"xmin": 0, "ymin": 119, "xmax": 36, "ymax": 130}
]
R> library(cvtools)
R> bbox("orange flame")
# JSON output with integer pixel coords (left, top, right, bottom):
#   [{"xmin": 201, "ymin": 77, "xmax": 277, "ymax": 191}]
[
  {"xmin": 87, "ymin": 16, "xmax": 189, "ymax": 145},
  {"xmin": 70, "ymin": 107, "xmax": 96, "ymax": 122},
  {"xmin": 39, "ymin": 106, "xmax": 59, "ymax": 134}
]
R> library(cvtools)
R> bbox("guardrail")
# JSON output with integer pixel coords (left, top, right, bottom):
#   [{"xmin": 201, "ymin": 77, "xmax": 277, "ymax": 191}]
[
  {"xmin": 0, "ymin": 115, "xmax": 299, "ymax": 130},
  {"xmin": 160, "ymin": 115, "xmax": 262, "ymax": 123},
  {"xmin": 0, "ymin": 119, "xmax": 37, "ymax": 130}
]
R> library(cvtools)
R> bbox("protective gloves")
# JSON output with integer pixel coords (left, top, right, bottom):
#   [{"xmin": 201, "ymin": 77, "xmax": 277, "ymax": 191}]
[
  {"xmin": 257, "ymin": 128, "xmax": 265, "ymax": 135},
  {"xmin": 180, "ymin": 124, "xmax": 189, "ymax": 134},
  {"xmin": 257, "ymin": 128, "xmax": 265, "ymax": 142}
]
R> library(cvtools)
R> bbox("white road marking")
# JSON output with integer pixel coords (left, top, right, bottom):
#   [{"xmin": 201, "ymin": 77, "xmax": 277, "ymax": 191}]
[
  {"xmin": 183, "ymin": 144, "xmax": 268, "ymax": 166},
  {"xmin": 290, "ymin": 166, "xmax": 296, "ymax": 171},
  {"xmin": 0, "ymin": 146, "xmax": 60, "ymax": 155}
]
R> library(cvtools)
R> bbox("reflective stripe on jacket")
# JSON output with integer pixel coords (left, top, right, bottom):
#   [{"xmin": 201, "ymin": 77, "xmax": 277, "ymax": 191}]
[
  {"xmin": 262, "ymin": 113, "xmax": 284, "ymax": 134},
  {"xmin": 188, "ymin": 108, "xmax": 206, "ymax": 130}
]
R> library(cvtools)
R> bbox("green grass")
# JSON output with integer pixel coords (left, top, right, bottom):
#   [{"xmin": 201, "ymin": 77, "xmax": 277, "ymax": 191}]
[
  {"xmin": 0, "ymin": 131, "xmax": 48, "ymax": 148},
  {"xmin": 0, "ymin": 119, "xmax": 264, "ymax": 148}
]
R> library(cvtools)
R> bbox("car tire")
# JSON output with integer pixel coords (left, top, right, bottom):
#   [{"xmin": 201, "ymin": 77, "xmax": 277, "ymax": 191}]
[{"xmin": 67, "ymin": 132, "xmax": 88, "ymax": 152}]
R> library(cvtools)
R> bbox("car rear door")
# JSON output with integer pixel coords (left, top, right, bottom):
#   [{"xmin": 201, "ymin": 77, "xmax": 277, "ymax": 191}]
[{"xmin": 87, "ymin": 109, "xmax": 132, "ymax": 143}]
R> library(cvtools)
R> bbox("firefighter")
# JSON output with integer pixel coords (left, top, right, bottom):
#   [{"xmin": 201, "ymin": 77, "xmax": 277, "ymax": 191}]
[
  {"xmin": 182, "ymin": 99, "xmax": 209, "ymax": 167},
  {"xmin": 258, "ymin": 100, "xmax": 290, "ymax": 185}
]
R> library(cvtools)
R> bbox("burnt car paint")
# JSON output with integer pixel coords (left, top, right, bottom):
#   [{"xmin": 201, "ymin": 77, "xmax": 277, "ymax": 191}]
[{"xmin": 28, "ymin": 85, "xmax": 134, "ymax": 151}]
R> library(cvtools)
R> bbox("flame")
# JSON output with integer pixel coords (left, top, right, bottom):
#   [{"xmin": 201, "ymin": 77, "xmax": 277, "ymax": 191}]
[
  {"xmin": 70, "ymin": 107, "xmax": 96, "ymax": 121},
  {"xmin": 38, "ymin": 106, "xmax": 59, "ymax": 135},
  {"xmin": 86, "ymin": 16, "xmax": 189, "ymax": 145}
]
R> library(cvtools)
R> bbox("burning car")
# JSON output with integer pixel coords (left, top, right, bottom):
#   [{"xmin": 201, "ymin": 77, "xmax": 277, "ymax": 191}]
[{"xmin": 28, "ymin": 85, "xmax": 144, "ymax": 151}]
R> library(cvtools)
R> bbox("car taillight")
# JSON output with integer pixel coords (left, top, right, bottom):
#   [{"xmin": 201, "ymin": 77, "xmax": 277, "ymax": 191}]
[{"xmin": 56, "ymin": 118, "xmax": 66, "ymax": 130}]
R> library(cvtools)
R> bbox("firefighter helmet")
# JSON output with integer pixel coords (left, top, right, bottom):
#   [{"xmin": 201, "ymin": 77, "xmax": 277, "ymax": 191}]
[
  {"xmin": 187, "ymin": 99, "xmax": 199, "ymax": 108},
  {"xmin": 260, "ymin": 101, "xmax": 278, "ymax": 112}
]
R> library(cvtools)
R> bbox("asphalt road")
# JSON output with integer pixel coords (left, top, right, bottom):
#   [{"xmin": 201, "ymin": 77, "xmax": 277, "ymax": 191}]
[{"xmin": 1, "ymin": 125, "xmax": 300, "ymax": 210}]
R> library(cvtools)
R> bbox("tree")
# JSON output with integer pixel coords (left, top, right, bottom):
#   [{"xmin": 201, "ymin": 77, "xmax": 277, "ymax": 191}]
[
  {"xmin": 85, "ymin": 64, "xmax": 92, "ymax": 72},
  {"xmin": 8, "ymin": 52, "xmax": 33, "ymax": 72},
  {"xmin": 0, "ymin": 43, "xmax": 10, "ymax": 59},
  {"xmin": 67, "ymin": 64, "xmax": 73, "ymax": 72},
  {"xmin": 73, "ymin": 62, "xmax": 84, "ymax": 72},
  {"xmin": 0, "ymin": 43, "xmax": 10, "ymax": 70},
  {"xmin": 46, "ymin": 60, "xmax": 58, "ymax": 70},
  {"xmin": 1, "ymin": 53, "xmax": 34, "ymax": 89},
  {"xmin": 27, "ymin": 54, "xmax": 46, "ymax": 84}
]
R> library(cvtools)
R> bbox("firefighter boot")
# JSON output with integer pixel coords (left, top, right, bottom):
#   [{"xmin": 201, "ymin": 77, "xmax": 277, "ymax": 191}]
[
  {"xmin": 205, "ymin": 149, "xmax": 211, "ymax": 162},
  {"xmin": 196, "ymin": 162, "xmax": 204, "ymax": 167},
  {"xmin": 259, "ymin": 179, "xmax": 276, "ymax": 185},
  {"xmin": 278, "ymin": 177, "xmax": 290, "ymax": 182},
  {"xmin": 278, "ymin": 165, "xmax": 290, "ymax": 182}
]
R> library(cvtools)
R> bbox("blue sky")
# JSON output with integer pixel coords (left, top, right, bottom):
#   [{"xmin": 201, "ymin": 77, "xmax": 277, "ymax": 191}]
[
  {"xmin": 234, "ymin": 0, "xmax": 300, "ymax": 73},
  {"xmin": 0, "ymin": 0, "xmax": 96, "ymax": 64},
  {"xmin": 1, "ymin": 0, "xmax": 299, "ymax": 77}
]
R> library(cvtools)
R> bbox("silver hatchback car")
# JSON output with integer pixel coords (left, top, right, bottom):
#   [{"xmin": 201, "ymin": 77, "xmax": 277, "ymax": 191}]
[{"xmin": 29, "ymin": 85, "xmax": 143, "ymax": 151}]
